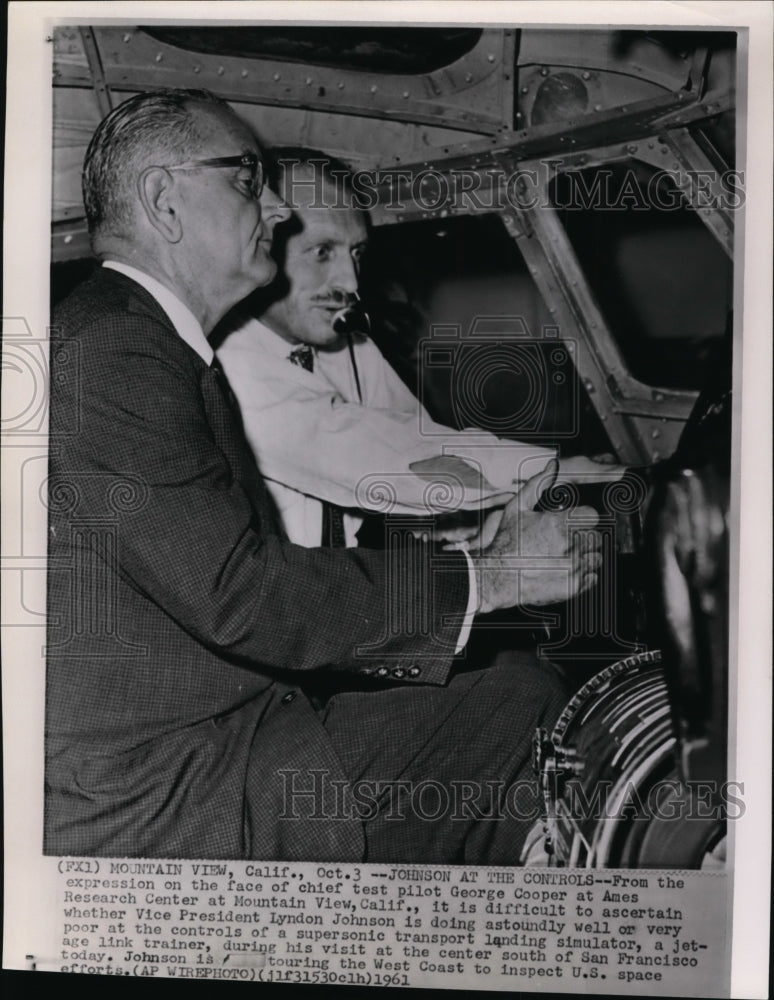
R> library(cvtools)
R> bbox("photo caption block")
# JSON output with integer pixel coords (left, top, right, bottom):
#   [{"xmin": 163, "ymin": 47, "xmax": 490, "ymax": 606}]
[{"xmin": 38, "ymin": 859, "xmax": 729, "ymax": 995}]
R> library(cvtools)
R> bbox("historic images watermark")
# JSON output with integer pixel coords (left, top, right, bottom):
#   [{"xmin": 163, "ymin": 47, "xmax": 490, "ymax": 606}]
[
  {"xmin": 277, "ymin": 160, "xmax": 746, "ymax": 215},
  {"xmin": 278, "ymin": 769, "xmax": 744, "ymax": 823}
]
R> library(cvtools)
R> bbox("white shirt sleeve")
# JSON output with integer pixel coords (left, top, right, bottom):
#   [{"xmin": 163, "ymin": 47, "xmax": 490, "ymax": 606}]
[
  {"xmin": 455, "ymin": 548, "xmax": 479, "ymax": 653},
  {"xmin": 218, "ymin": 321, "xmax": 556, "ymax": 518}
]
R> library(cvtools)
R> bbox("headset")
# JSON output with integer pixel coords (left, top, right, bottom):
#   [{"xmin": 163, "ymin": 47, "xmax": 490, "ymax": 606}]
[{"xmin": 332, "ymin": 293, "xmax": 371, "ymax": 404}]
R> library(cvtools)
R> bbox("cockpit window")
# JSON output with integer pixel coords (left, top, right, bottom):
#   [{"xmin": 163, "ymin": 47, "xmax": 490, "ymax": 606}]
[
  {"xmin": 550, "ymin": 162, "xmax": 732, "ymax": 390},
  {"xmin": 141, "ymin": 27, "xmax": 483, "ymax": 75},
  {"xmin": 363, "ymin": 213, "xmax": 613, "ymax": 458}
]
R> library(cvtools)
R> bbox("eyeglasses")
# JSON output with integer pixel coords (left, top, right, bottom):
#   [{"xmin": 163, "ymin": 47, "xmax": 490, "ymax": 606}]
[{"xmin": 164, "ymin": 153, "xmax": 264, "ymax": 200}]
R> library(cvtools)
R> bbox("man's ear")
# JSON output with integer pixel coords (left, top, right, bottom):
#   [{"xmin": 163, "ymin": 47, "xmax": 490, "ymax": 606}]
[{"xmin": 137, "ymin": 167, "xmax": 183, "ymax": 243}]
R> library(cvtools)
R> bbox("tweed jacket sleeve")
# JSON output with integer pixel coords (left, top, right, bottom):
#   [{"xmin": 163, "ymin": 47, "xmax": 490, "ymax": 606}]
[{"xmin": 49, "ymin": 270, "xmax": 469, "ymax": 683}]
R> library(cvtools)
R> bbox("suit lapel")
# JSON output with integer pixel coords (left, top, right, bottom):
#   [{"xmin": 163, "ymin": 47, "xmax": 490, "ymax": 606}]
[
  {"xmin": 99, "ymin": 266, "xmax": 284, "ymax": 537},
  {"xmin": 203, "ymin": 364, "xmax": 285, "ymax": 537}
]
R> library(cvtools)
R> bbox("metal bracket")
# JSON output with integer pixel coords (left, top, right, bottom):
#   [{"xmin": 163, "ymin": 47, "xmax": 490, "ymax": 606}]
[
  {"xmin": 636, "ymin": 128, "xmax": 735, "ymax": 258},
  {"xmin": 77, "ymin": 27, "xmax": 113, "ymax": 118},
  {"xmin": 686, "ymin": 46, "xmax": 710, "ymax": 100}
]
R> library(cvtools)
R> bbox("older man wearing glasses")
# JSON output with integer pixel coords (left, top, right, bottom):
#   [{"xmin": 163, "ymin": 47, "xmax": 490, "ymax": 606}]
[{"xmin": 47, "ymin": 88, "xmax": 601, "ymax": 863}]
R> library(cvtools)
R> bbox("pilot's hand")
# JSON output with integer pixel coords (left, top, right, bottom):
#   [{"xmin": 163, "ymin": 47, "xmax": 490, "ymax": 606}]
[
  {"xmin": 556, "ymin": 454, "xmax": 627, "ymax": 485},
  {"xmin": 474, "ymin": 460, "xmax": 602, "ymax": 615}
]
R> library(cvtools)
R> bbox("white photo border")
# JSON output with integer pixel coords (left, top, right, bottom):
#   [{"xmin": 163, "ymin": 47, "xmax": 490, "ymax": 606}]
[{"xmin": 3, "ymin": 3, "xmax": 772, "ymax": 997}]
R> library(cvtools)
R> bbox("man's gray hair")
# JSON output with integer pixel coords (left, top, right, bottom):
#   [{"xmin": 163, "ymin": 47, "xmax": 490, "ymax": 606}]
[{"xmin": 82, "ymin": 88, "xmax": 233, "ymax": 238}]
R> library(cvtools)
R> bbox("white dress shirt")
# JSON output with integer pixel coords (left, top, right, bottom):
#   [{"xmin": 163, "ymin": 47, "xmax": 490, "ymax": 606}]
[{"xmin": 217, "ymin": 316, "xmax": 557, "ymax": 547}]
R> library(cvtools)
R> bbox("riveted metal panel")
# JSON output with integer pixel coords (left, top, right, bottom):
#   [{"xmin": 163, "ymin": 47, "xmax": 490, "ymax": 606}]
[{"xmin": 53, "ymin": 26, "xmax": 518, "ymax": 135}]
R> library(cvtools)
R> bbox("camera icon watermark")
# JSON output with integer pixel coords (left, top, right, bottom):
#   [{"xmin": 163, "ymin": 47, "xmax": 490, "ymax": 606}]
[
  {"xmin": 418, "ymin": 316, "xmax": 578, "ymax": 442},
  {"xmin": 1, "ymin": 317, "xmax": 80, "ymax": 437}
]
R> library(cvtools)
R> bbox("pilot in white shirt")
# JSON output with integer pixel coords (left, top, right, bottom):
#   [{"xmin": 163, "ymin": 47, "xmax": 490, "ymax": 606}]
[
  {"xmin": 216, "ymin": 149, "xmax": 621, "ymax": 553},
  {"xmin": 218, "ymin": 315, "xmax": 557, "ymax": 547}
]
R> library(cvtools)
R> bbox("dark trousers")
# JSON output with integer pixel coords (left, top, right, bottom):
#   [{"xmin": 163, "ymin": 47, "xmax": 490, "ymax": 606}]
[{"xmin": 319, "ymin": 651, "xmax": 567, "ymax": 864}]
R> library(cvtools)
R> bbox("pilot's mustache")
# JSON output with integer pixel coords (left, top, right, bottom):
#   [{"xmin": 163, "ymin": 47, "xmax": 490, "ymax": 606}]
[{"xmin": 311, "ymin": 293, "xmax": 357, "ymax": 307}]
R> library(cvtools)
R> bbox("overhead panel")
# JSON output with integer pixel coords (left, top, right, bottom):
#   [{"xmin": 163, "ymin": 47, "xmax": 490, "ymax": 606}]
[{"xmin": 54, "ymin": 26, "xmax": 517, "ymax": 135}]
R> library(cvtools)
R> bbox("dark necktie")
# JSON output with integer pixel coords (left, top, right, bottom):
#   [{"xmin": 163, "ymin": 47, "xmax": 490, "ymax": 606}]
[
  {"xmin": 288, "ymin": 344, "xmax": 347, "ymax": 548},
  {"xmin": 288, "ymin": 343, "xmax": 315, "ymax": 373}
]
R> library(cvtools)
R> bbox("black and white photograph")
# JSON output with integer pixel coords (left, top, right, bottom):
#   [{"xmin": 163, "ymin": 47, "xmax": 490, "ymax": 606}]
[{"xmin": 2, "ymin": 2, "xmax": 771, "ymax": 996}]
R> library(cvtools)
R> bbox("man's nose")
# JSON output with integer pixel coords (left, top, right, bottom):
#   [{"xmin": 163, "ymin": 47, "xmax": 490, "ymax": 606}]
[
  {"xmin": 259, "ymin": 185, "xmax": 292, "ymax": 226},
  {"xmin": 330, "ymin": 251, "xmax": 359, "ymax": 296}
]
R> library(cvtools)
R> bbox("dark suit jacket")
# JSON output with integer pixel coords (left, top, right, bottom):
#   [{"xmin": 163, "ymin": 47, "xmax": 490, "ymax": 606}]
[{"xmin": 46, "ymin": 267, "xmax": 469, "ymax": 859}]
